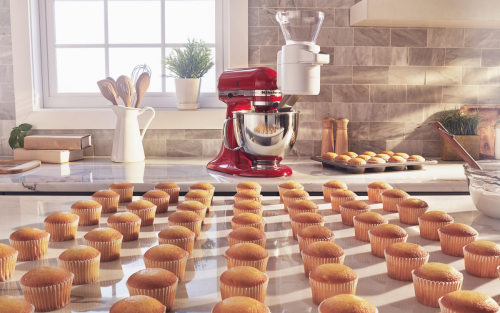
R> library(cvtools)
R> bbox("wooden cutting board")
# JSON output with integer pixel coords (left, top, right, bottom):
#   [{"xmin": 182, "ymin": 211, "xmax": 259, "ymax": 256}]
[
  {"xmin": 460, "ymin": 106, "xmax": 500, "ymax": 160},
  {"xmin": 0, "ymin": 160, "xmax": 41, "ymax": 174}
]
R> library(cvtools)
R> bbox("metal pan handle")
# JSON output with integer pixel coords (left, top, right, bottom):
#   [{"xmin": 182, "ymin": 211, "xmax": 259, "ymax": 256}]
[{"xmin": 223, "ymin": 117, "xmax": 243, "ymax": 151}]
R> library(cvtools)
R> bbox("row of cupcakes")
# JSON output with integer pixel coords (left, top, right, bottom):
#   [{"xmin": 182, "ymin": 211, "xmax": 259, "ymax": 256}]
[{"xmin": 322, "ymin": 150, "xmax": 425, "ymax": 166}]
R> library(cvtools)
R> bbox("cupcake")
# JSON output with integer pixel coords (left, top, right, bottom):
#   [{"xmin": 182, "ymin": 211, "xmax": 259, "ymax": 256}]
[
  {"xmin": 126, "ymin": 200, "xmax": 157, "ymax": 226},
  {"xmin": 388, "ymin": 156, "xmax": 406, "ymax": 163},
  {"xmin": 143, "ymin": 244, "xmax": 188, "ymax": 280},
  {"xmin": 408, "ymin": 155, "xmax": 425, "ymax": 162},
  {"xmin": 345, "ymin": 152, "xmax": 358, "ymax": 158},
  {"xmin": 189, "ymin": 182, "xmax": 215, "ymax": 200},
  {"xmin": 438, "ymin": 290, "xmax": 499, "ymax": 313},
  {"xmin": 107, "ymin": 212, "xmax": 141, "ymax": 242},
  {"xmin": 0, "ymin": 296, "xmax": 34, "ymax": 313},
  {"xmin": 57, "ymin": 245, "xmax": 100, "ymax": 285},
  {"xmin": 288, "ymin": 200, "xmax": 319, "ymax": 218},
  {"xmin": 177, "ymin": 201, "xmax": 208, "ymax": 223},
  {"xmin": 168, "ymin": 211, "xmax": 203, "ymax": 239},
  {"xmin": 418, "ymin": 211, "xmax": 454, "ymax": 241},
  {"xmin": 82, "ymin": 228, "xmax": 123, "ymax": 262},
  {"xmin": 233, "ymin": 200, "xmax": 264, "ymax": 217},
  {"xmin": 397, "ymin": 198, "xmax": 429, "ymax": 225},
  {"xmin": 334, "ymin": 155, "xmax": 351, "ymax": 164},
  {"xmin": 9, "ymin": 228, "xmax": 49, "ymax": 261},
  {"xmin": 232, "ymin": 213, "xmax": 265, "ymax": 231},
  {"xmin": 282, "ymin": 189, "xmax": 309, "ymax": 212},
  {"xmin": 464, "ymin": 241, "xmax": 500, "ymax": 278},
  {"xmin": 158, "ymin": 226, "xmax": 195, "ymax": 256},
  {"xmin": 367, "ymin": 182, "xmax": 393, "ymax": 203},
  {"xmin": 357, "ymin": 155, "xmax": 372, "ymax": 161},
  {"xmin": 297, "ymin": 226, "xmax": 335, "ymax": 252},
  {"xmin": 0, "ymin": 244, "xmax": 18, "ymax": 282},
  {"xmin": 353, "ymin": 212, "xmax": 388, "ymax": 242},
  {"xmin": 126, "ymin": 268, "xmax": 178, "ymax": 310},
  {"xmin": 143, "ymin": 190, "xmax": 170, "ymax": 214},
  {"xmin": 291, "ymin": 213, "xmax": 325, "ymax": 240},
  {"xmin": 361, "ymin": 151, "xmax": 376, "ymax": 157},
  {"xmin": 92, "ymin": 189, "xmax": 120, "ymax": 213},
  {"xmin": 301, "ymin": 241, "xmax": 345, "ymax": 278},
  {"xmin": 367, "ymin": 157, "xmax": 386, "ymax": 164},
  {"xmin": 278, "ymin": 181, "xmax": 304, "ymax": 202},
  {"xmin": 381, "ymin": 150, "xmax": 395, "ymax": 156},
  {"xmin": 234, "ymin": 190, "xmax": 262, "ymax": 204},
  {"xmin": 185, "ymin": 189, "xmax": 212, "ymax": 210},
  {"xmin": 224, "ymin": 243, "xmax": 269, "ymax": 272},
  {"xmin": 412, "ymin": 263, "xmax": 463, "ymax": 307},
  {"xmin": 322, "ymin": 152, "xmax": 338, "ymax": 160},
  {"xmin": 309, "ymin": 263, "xmax": 358, "ymax": 305},
  {"xmin": 380, "ymin": 189, "xmax": 410, "ymax": 212},
  {"xmin": 375, "ymin": 153, "xmax": 390, "ymax": 161},
  {"xmin": 227, "ymin": 227, "xmax": 267, "ymax": 248},
  {"xmin": 368, "ymin": 224, "xmax": 408, "ymax": 258},
  {"xmin": 219, "ymin": 266, "xmax": 269, "ymax": 302},
  {"xmin": 44, "ymin": 212, "xmax": 79, "ymax": 241},
  {"xmin": 394, "ymin": 152, "xmax": 409, "ymax": 159},
  {"xmin": 438, "ymin": 223, "xmax": 478, "ymax": 257},
  {"xmin": 330, "ymin": 190, "xmax": 357, "ymax": 212},
  {"xmin": 347, "ymin": 158, "xmax": 366, "ymax": 165},
  {"xmin": 236, "ymin": 181, "xmax": 262, "ymax": 194},
  {"xmin": 20, "ymin": 266, "xmax": 74, "ymax": 312},
  {"xmin": 109, "ymin": 182, "xmax": 134, "ymax": 203},
  {"xmin": 212, "ymin": 297, "xmax": 270, "ymax": 313},
  {"xmin": 384, "ymin": 242, "xmax": 429, "ymax": 281},
  {"xmin": 339, "ymin": 201, "xmax": 370, "ymax": 226},
  {"xmin": 322, "ymin": 180, "xmax": 348, "ymax": 202},
  {"xmin": 110, "ymin": 295, "xmax": 164, "ymax": 313},
  {"xmin": 318, "ymin": 294, "xmax": 377, "ymax": 313},
  {"xmin": 155, "ymin": 182, "xmax": 180, "ymax": 203},
  {"xmin": 70, "ymin": 200, "xmax": 102, "ymax": 226}
]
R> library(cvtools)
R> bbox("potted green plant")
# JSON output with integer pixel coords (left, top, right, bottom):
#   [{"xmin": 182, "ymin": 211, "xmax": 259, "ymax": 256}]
[
  {"xmin": 162, "ymin": 38, "xmax": 214, "ymax": 110},
  {"xmin": 439, "ymin": 110, "xmax": 482, "ymax": 161}
]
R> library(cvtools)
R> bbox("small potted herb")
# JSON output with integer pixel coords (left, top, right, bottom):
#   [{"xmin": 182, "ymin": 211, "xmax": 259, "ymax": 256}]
[
  {"xmin": 439, "ymin": 110, "xmax": 482, "ymax": 161},
  {"xmin": 162, "ymin": 38, "xmax": 214, "ymax": 110},
  {"xmin": 495, "ymin": 117, "xmax": 500, "ymax": 160},
  {"xmin": 8, "ymin": 123, "xmax": 33, "ymax": 149}
]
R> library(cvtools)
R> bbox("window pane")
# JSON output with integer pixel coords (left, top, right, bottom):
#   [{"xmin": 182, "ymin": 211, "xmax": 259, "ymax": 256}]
[
  {"xmin": 165, "ymin": 1, "xmax": 215, "ymax": 44},
  {"xmin": 54, "ymin": 1, "xmax": 104, "ymax": 44},
  {"xmin": 108, "ymin": 1, "xmax": 161, "ymax": 44},
  {"xmin": 56, "ymin": 48, "xmax": 105, "ymax": 93},
  {"xmin": 109, "ymin": 48, "xmax": 162, "ymax": 92}
]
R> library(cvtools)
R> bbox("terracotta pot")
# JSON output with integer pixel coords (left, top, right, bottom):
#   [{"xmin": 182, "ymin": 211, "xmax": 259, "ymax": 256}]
[{"xmin": 441, "ymin": 135, "xmax": 480, "ymax": 161}]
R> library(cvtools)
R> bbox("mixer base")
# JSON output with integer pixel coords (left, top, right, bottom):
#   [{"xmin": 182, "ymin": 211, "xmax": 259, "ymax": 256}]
[{"xmin": 207, "ymin": 163, "xmax": 293, "ymax": 177}]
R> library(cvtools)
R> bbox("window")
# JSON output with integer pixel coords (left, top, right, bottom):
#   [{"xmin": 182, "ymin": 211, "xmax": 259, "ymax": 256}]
[{"xmin": 40, "ymin": 0, "xmax": 224, "ymax": 108}]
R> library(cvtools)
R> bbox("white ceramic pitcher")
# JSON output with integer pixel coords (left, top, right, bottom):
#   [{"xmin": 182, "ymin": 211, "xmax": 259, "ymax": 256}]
[{"xmin": 111, "ymin": 105, "xmax": 155, "ymax": 163}]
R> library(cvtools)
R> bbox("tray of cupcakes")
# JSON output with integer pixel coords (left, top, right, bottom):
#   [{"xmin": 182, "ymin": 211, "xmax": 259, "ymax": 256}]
[{"xmin": 311, "ymin": 150, "xmax": 438, "ymax": 174}]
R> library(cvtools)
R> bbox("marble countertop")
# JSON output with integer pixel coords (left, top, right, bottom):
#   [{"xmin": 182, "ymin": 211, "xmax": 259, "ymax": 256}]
[
  {"xmin": 0, "ymin": 157, "xmax": 469, "ymax": 193},
  {"xmin": 0, "ymin": 194, "xmax": 496, "ymax": 313}
]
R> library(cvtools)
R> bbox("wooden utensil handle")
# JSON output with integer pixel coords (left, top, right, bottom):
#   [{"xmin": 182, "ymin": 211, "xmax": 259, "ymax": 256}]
[{"xmin": 433, "ymin": 121, "xmax": 482, "ymax": 170}]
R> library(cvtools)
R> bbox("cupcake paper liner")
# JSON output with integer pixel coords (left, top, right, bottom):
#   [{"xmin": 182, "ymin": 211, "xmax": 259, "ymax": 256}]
[
  {"xmin": 0, "ymin": 251, "xmax": 17, "ymax": 282},
  {"xmin": 185, "ymin": 196, "xmax": 212, "ymax": 210},
  {"xmin": 144, "ymin": 255, "xmax": 188, "ymax": 281},
  {"xmin": 57, "ymin": 254, "xmax": 100, "ymax": 285},
  {"xmin": 126, "ymin": 206, "xmax": 156, "ymax": 227},
  {"xmin": 283, "ymin": 196, "xmax": 308, "ymax": 212},
  {"xmin": 176, "ymin": 207, "xmax": 207, "ymax": 224},
  {"xmin": 368, "ymin": 232, "xmax": 408, "ymax": 258},
  {"xmin": 301, "ymin": 252, "xmax": 345, "ymax": 278},
  {"xmin": 309, "ymin": 276, "xmax": 358, "ymax": 305},
  {"xmin": 291, "ymin": 220, "xmax": 325, "ymax": 240},
  {"xmin": 353, "ymin": 218, "xmax": 388, "ymax": 242},
  {"xmin": 367, "ymin": 187, "xmax": 391, "ymax": 203},
  {"xmin": 220, "ymin": 273, "xmax": 269, "ymax": 303},
  {"xmin": 384, "ymin": 252, "xmax": 429, "ymax": 281},
  {"xmin": 111, "ymin": 187, "xmax": 134, "ymax": 203},
  {"xmin": 155, "ymin": 187, "xmax": 180, "ymax": 203},
  {"xmin": 21, "ymin": 274, "xmax": 74, "ymax": 312},
  {"xmin": 231, "ymin": 220, "xmax": 266, "ymax": 232},
  {"xmin": 82, "ymin": 236, "xmax": 123, "ymax": 262},
  {"xmin": 227, "ymin": 236, "xmax": 267, "ymax": 248},
  {"xmin": 340, "ymin": 207, "xmax": 370, "ymax": 226},
  {"xmin": 234, "ymin": 195, "xmax": 262, "ymax": 205},
  {"xmin": 464, "ymin": 249, "xmax": 500, "ymax": 278},
  {"xmin": 438, "ymin": 231, "xmax": 477, "ymax": 257},
  {"xmin": 126, "ymin": 278, "xmax": 178, "ymax": 310},
  {"xmin": 144, "ymin": 196, "xmax": 170, "ymax": 214},
  {"xmin": 288, "ymin": 207, "xmax": 318, "ymax": 219},
  {"xmin": 107, "ymin": 221, "xmax": 141, "ymax": 242},
  {"xmin": 418, "ymin": 218, "xmax": 453, "ymax": 241},
  {"xmin": 92, "ymin": 196, "xmax": 120, "ymax": 214},
  {"xmin": 381, "ymin": 195, "xmax": 409, "ymax": 212},
  {"xmin": 412, "ymin": 271, "xmax": 462, "ymax": 308},
  {"xmin": 169, "ymin": 220, "xmax": 203, "ymax": 239},
  {"xmin": 322, "ymin": 186, "xmax": 348, "ymax": 202},
  {"xmin": 397, "ymin": 205, "xmax": 428, "ymax": 225},
  {"xmin": 10, "ymin": 235, "xmax": 50, "ymax": 261},
  {"xmin": 71, "ymin": 207, "xmax": 102, "ymax": 226},
  {"xmin": 44, "ymin": 218, "xmax": 79, "ymax": 242},
  {"xmin": 224, "ymin": 253, "xmax": 269, "ymax": 273},
  {"xmin": 233, "ymin": 206, "xmax": 264, "ymax": 217},
  {"xmin": 297, "ymin": 234, "xmax": 335, "ymax": 252},
  {"xmin": 331, "ymin": 196, "xmax": 356, "ymax": 213},
  {"xmin": 236, "ymin": 186, "xmax": 262, "ymax": 194},
  {"xmin": 159, "ymin": 235, "xmax": 195, "ymax": 257}
]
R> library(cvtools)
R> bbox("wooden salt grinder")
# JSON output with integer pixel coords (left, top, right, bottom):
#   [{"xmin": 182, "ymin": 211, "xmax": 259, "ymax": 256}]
[
  {"xmin": 321, "ymin": 117, "xmax": 335, "ymax": 156},
  {"xmin": 335, "ymin": 118, "xmax": 349, "ymax": 155}
]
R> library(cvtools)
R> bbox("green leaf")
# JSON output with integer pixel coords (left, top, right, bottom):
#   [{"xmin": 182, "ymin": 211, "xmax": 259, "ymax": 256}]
[
  {"xmin": 162, "ymin": 38, "xmax": 214, "ymax": 78},
  {"xmin": 8, "ymin": 132, "xmax": 18, "ymax": 150},
  {"xmin": 18, "ymin": 133, "xmax": 27, "ymax": 148},
  {"xmin": 18, "ymin": 123, "xmax": 33, "ymax": 131}
]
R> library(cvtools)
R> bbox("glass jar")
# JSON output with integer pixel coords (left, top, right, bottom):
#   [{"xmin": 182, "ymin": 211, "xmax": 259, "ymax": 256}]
[{"xmin": 464, "ymin": 161, "xmax": 500, "ymax": 219}]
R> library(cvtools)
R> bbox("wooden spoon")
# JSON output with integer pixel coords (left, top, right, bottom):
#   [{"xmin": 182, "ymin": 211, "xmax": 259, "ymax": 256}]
[
  {"xmin": 116, "ymin": 75, "xmax": 135, "ymax": 107},
  {"xmin": 134, "ymin": 72, "xmax": 151, "ymax": 108},
  {"xmin": 106, "ymin": 77, "xmax": 118, "ymax": 93},
  {"xmin": 97, "ymin": 79, "xmax": 119, "ymax": 106}
]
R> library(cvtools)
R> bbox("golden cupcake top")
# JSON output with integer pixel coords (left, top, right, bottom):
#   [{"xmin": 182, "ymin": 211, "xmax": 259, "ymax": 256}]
[
  {"xmin": 413, "ymin": 262, "xmax": 462, "ymax": 282},
  {"xmin": 340, "ymin": 200, "xmax": 370, "ymax": 211},
  {"xmin": 109, "ymin": 182, "xmax": 133, "ymax": 189},
  {"xmin": 0, "ymin": 243, "xmax": 17, "ymax": 258},
  {"xmin": 233, "ymin": 200, "xmax": 263, "ymax": 212},
  {"xmin": 144, "ymin": 244, "xmax": 188, "ymax": 261},
  {"xmin": 309, "ymin": 263, "xmax": 357, "ymax": 284},
  {"xmin": 367, "ymin": 157, "xmax": 386, "ymax": 164},
  {"xmin": 381, "ymin": 189, "xmax": 409, "ymax": 199},
  {"xmin": 357, "ymin": 155, "xmax": 372, "ymax": 161},
  {"xmin": 110, "ymin": 295, "xmax": 165, "ymax": 313},
  {"xmin": 0, "ymin": 295, "xmax": 34, "ymax": 313},
  {"xmin": 225, "ymin": 243, "xmax": 268, "ymax": 261},
  {"xmin": 44, "ymin": 212, "xmax": 79, "ymax": 224},
  {"xmin": 440, "ymin": 290, "xmax": 499, "ymax": 313},
  {"xmin": 20, "ymin": 266, "xmax": 73, "ymax": 288},
  {"xmin": 398, "ymin": 198, "xmax": 428, "ymax": 209},
  {"xmin": 394, "ymin": 152, "xmax": 409, "ymax": 159},
  {"xmin": 232, "ymin": 213, "xmax": 264, "ymax": 225},
  {"xmin": 107, "ymin": 212, "xmax": 141, "ymax": 224},
  {"xmin": 126, "ymin": 200, "xmax": 156, "ymax": 211},
  {"xmin": 408, "ymin": 155, "xmax": 425, "ymax": 162},
  {"xmin": 319, "ymin": 294, "xmax": 377, "ymax": 313},
  {"xmin": 143, "ymin": 190, "xmax": 170, "ymax": 199},
  {"xmin": 155, "ymin": 182, "xmax": 179, "ymax": 189},
  {"xmin": 334, "ymin": 155, "xmax": 351, "ymax": 162},
  {"xmin": 464, "ymin": 241, "xmax": 500, "ymax": 257},
  {"xmin": 323, "ymin": 180, "xmax": 347, "ymax": 189},
  {"xmin": 291, "ymin": 212, "xmax": 325, "ymax": 224},
  {"xmin": 298, "ymin": 225, "xmax": 334, "ymax": 239},
  {"xmin": 347, "ymin": 158, "xmax": 367, "ymax": 165},
  {"xmin": 322, "ymin": 152, "xmax": 338, "ymax": 160},
  {"xmin": 234, "ymin": 190, "xmax": 261, "ymax": 199},
  {"xmin": 158, "ymin": 226, "xmax": 195, "ymax": 240},
  {"xmin": 228, "ymin": 227, "xmax": 266, "ymax": 241},
  {"xmin": 58, "ymin": 245, "xmax": 100, "ymax": 261},
  {"xmin": 282, "ymin": 189, "xmax": 309, "ymax": 198},
  {"xmin": 361, "ymin": 151, "xmax": 376, "ymax": 156},
  {"xmin": 237, "ymin": 181, "xmax": 261, "ymax": 189},
  {"xmin": 127, "ymin": 268, "xmax": 178, "ymax": 289},
  {"xmin": 279, "ymin": 181, "xmax": 303, "ymax": 189},
  {"xmin": 10, "ymin": 227, "xmax": 49, "ymax": 241},
  {"xmin": 212, "ymin": 296, "xmax": 269, "ymax": 313},
  {"xmin": 439, "ymin": 223, "xmax": 478, "ymax": 237},
  {"xmin": 168, "ymin": 211, "xmax": 202, "ymax": 223},
  {"xmin": 385, "ymin": 242, "xmax": 428, "ymax": 259},
  {"xmin": 71, "ymin": 200, "xmax": 102, "ymax": 210},
  {"xmin": 331, "ymin": 189, "xmax": 357, "ymax": 198},
  {"xmin": 344, "ymin": 152, "xmax": 358, "ymax": 157},
  {"xmin": 83, "ymin": 228, "xmax": 122, "ymax": 242},
  {"xmin": 381, "ymin": 150, "xmax": 395, "ymax": 156},
  {"xmin": 185, "ymin": 189, "xmax": 211, "ymax": 198},
  {"xmin": 190, "ymin": 182, "xmax": 215, "ymax": 191},
  {"xmin": 375, "ymin": 153, "xmax": 390, "ymax": 160},
  {"xmin": 369, "ymin": 224, "xmax": 407, "ymax": 239},
  {"xmin": 177, "ymin": 201, "xmax": 207, "ymax": 211},
  {"xmin": 301, "ymin": 241, "xmax": 344, "ymax": 259},
  {"xmin": 288, "ymin": 200, "xmax": 318, "ymax": 211},
  {"xmin": 219, "ymin": 266, "xmax": 268, "ymax": 288},
  {"xmin": 354, "ymin": 212, "xmax": 387, "ymax": 224},
  {"xmin": 92, "ymin": 189, "xmax": 119, "ymax": 198},
  {"xmin": 367, "ymin": 182, "xmax": 393, "ymax": 190},
  {"xmin": 419, "ymin": 211, "xmax": 453, "ymax": 223},
  {"xmin": 388, "ymin": 156, "xmax": 406, "ymax": 163}
]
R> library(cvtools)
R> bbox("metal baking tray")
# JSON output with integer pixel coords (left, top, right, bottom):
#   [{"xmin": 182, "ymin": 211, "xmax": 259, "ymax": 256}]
[{"xmin": 310, "ymin": 156, "xmax": 438, "ymax": 174}]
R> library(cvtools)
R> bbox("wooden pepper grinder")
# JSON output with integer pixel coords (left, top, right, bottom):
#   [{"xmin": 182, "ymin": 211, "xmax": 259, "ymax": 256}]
[
  {"xmin": 335, "ymin": 118, "xmax": 349, "ymax": 155},
  {"xmin": 321, "ymin": 117, "xmax": 335, "ymax": 156}
]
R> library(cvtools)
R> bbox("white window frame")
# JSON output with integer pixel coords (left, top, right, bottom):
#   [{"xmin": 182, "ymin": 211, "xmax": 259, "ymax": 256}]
[{"xmin": 10, "ymin": 0, "xmax": 248, "ymax": 129}]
